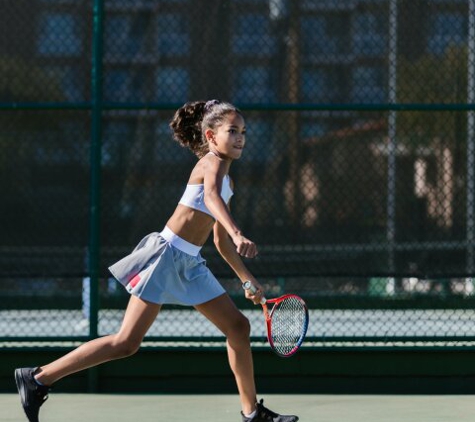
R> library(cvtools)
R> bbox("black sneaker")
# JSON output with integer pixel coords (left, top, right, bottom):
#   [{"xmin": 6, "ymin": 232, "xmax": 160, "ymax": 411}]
[
  {"xmin": 14, "ymin": 367, "xmax": 51, "ymax": 422},
  {"xmin": 241, "ymin": 399, "xmax": 299, "ymax": 422}
]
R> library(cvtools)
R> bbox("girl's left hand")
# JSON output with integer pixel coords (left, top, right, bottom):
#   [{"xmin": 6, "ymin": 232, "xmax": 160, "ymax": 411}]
[{"xmin": 232, "ymin": 233, "xmax": 258, "ymax": 258}]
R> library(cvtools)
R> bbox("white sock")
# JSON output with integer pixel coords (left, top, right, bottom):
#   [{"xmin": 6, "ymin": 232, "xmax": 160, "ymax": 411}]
[{"xmin": 244, "ymin": 409, "xmax": 257, "ymax": 419}]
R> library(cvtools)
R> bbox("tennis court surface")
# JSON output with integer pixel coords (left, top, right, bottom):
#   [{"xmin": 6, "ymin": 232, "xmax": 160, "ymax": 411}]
[{"xmin": 2, "ymin": 393, "xmax": 474, "ymax": 422}]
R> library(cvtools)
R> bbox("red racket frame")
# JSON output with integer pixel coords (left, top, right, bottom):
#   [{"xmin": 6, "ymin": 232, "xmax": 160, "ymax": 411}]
[{"xmin": 243, "ymin": 281, "xmax": 309, "ymax": 357}]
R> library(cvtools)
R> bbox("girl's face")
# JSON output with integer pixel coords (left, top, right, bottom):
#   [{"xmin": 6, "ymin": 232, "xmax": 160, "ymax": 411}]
[{"xmin": 206, "ymin": 112, "xmax": 246, "ymax": 160}]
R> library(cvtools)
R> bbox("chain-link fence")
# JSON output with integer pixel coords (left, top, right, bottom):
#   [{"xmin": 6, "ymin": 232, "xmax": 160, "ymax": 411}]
[{"xmin": 2, "ymin": 0, "xmax": 475, "ymax": 347}]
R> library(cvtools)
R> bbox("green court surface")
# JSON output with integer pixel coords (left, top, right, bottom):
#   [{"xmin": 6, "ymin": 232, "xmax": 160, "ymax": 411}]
[{"xmin": 2, "ymin": 393, "xmax": 474, "ymax": 422}]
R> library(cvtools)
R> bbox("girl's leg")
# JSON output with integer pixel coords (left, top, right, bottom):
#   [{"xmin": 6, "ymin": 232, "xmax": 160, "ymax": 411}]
[
  {"xmin": 35, "ymin": 295, "xmax": 161, "ymax": 386},
  {"xmin": 195, "ymin": 294, "xmax": 256, "ymax": 415}
]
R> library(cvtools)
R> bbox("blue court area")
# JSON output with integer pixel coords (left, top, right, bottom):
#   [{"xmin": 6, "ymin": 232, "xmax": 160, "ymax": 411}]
[{"xmin": 2, "ymin": 393, "xmax": 474, "ymax": 422}]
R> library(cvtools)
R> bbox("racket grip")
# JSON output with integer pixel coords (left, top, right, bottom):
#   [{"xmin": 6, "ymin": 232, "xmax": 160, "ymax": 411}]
[
  {"xmin": 242, "ymin": 281, "xmax": 266, "ymax": 304},
  {"xmin": 242, "ymin": 280, "xmax": 257, "ymax": 294}
]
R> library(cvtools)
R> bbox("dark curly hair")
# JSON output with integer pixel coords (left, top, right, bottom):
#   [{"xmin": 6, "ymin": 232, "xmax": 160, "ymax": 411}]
[{"xmin": 169, "ymin": 100, "xmax": 242, "ymax": 158}]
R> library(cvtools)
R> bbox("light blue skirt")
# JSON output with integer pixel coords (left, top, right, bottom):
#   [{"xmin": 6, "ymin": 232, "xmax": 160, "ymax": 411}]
[{"xmin": 108, "ymin": 229, "xmax": 225, "ymax": 306}]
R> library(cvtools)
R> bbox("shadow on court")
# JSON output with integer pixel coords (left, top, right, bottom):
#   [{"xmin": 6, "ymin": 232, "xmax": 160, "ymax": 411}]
[{"xmin": 2, "ymin": 393, "xmax": 474, "ymax": 421}]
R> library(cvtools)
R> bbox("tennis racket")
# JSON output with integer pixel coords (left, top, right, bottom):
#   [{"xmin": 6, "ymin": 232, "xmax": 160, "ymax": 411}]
[{"xmin": 243, "ymin": 280, "xmax": 309, "ymax": 357}]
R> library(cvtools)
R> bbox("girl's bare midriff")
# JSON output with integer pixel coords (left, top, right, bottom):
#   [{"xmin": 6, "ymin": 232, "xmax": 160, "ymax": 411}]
[{"xmin": 165, "ymin": 204, "xmax": 216, "ymax": 246}]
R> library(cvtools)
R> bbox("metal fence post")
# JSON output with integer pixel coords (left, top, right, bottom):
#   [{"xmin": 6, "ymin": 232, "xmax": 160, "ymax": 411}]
[
  {"xmin": 467, "ymin": 0, "xmax": 475, "ymax": 281},
  {"xmin": 386, "ymin": 0, "xmax": 398, "ymax": 294},
  {"xmin": 88, "ymin": 0, "xmax": 104, "ymax": 393}
]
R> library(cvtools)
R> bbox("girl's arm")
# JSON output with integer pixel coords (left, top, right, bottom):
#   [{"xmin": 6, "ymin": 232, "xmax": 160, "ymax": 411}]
[
  {"xmin": 213, "ymin": 219, "xmax": 264, "ymax": 303},
  {"xmin": 203, "ymin": 158, "xmax": 257, "ymax": 258}
]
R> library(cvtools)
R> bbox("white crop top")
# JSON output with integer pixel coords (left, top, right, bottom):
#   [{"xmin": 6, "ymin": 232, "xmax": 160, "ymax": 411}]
[{"xmin": 178, "ymin": 174, "xmax": 234, "ymax": 218}]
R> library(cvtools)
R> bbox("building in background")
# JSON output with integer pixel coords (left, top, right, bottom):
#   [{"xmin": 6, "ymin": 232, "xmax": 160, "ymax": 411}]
[
  {"xmin": 1, "ymin": 0, "xmax": 471, "ymax": 280},
  {"xmin": 22, "ymin": 0, "xmax": 467, "ymax": 143}
]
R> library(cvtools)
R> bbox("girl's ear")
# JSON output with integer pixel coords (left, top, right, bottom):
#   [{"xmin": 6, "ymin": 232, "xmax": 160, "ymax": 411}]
[{"xmin": 205, "ymin": 128, "xmax": 215, "ymax": 143}]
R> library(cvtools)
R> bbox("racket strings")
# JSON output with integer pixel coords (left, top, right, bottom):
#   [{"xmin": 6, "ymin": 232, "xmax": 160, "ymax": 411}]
[{"xmin": 270, "ymin": 297, "xmax": 308, "ymax": 356}]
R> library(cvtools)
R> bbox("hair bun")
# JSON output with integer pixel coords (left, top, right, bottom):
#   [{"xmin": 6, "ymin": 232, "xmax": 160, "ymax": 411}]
[{"xmin": 204, "ymin": 99, "xmax": 220, "ymax": 112}]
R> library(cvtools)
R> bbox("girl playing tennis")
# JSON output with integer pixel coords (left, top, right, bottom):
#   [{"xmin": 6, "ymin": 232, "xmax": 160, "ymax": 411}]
[{"xmin": 15, "ymin": 100, "xmax": 299, "ymax": 422}]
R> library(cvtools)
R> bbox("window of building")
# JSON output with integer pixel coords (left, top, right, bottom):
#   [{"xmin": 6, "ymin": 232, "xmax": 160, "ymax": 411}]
[
  {"xmin": 105, "ymin": 69, "xmax": 151, "ymax": 102},
  {"xmin": 301, "ymin": 68, "xmax": 344, "ymax": 103},
  {"xmin": 37, "ymin": 13, "xmax": 82, "ymax": 57},
  {"xmin": 352, "ymin": 12, "xmax": 387, "ymax": 56},
  {"xmin": 427, "ymin": 12, "xmax": 466, "ymax": 55},
  {"xmin": 301, "ymin": 121, "xmax": 327, "ymax": 139},
  {"xmin": 351, "ymin": 66, "xmax": 385, "ymax": 103},
  {"xmin": 155, "ymin": 67, "xmax": 189, "ymax": 103},
  {"xmin": 232, "ymin": 66, "xmax": 275, "ymax": 103},
  {"xmin": 239, "ymin": 118, "xmax": 272, "ymax": 163},
  {"xmin": 102, "ymin": 121, "xmax": 134, "ymax": 167},
  {"xmin": 156, "ymin": 13, "xmax": 190, "ymax": 57},
  {"xmin": 105, "ymin": 14, "xmax": 153, "ymax": 60},
  {"xmin": 301, "ymin": 15, "xmax": 350, "ymax": 58},
  {"xmin": 232, "ymin": 14, "xmax": 276, "ymax": 57},
  {"xmin": 301, "ymin": 0, "xmax": 358, "ymax": 11}
]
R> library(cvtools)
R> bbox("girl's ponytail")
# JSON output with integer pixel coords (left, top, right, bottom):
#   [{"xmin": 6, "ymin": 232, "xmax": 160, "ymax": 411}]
[{"xmin": 169, "ymin": 101, "xmax": 208, "ymax": 157}]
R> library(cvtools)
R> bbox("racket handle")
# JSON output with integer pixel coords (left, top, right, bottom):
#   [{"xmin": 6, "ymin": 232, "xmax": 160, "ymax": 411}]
[
  {"xmin": 242, "ymin": 281, "xmax": 267, "ymax": 304},
  {"xmin": 242, "ymin": 280, "xmax": 257, "ymax": 294}
]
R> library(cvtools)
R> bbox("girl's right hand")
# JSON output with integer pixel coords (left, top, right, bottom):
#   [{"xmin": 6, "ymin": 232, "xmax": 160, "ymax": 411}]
[
  {"xmin": 232, "ymin": 233, "xmax": 258, "ymax": 258},
  {"xmin": 243, "ymin": 280, "xmax": 265, "ymax": 304}
]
